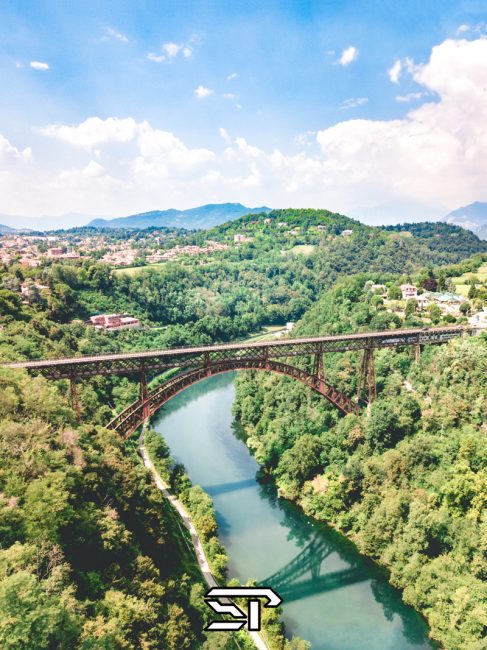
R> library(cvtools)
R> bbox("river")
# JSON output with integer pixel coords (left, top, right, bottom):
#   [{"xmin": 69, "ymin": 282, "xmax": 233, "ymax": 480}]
[{"xmin": 152, "ymin": 373, "xmax": 435, "ymax": 650}]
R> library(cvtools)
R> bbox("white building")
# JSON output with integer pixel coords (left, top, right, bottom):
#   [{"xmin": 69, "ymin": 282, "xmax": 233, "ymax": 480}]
[{"xmin": 400, "ymin": 284, "xmax": 418, "ymax": 299}]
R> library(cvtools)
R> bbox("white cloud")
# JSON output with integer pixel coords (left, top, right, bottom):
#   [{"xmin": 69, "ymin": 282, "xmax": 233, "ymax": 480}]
[
  {"xmin": 104, "ymin": 27, "xmax": 128, "ymax": 43},
  {"xmin": 219, "ymin": 128, "xmax": 231, "ymax": 143},
  {"xmin": 388, "ymin": 57, "xmax": 418, "ymax": 83},
  {"xmin": 388, "ymin": 59, "xmax": 402, "ymax": 83},
  {"xmin": 395, "ymin": 92, "xmax": 426, "ymax": 103},
  {"xmin": 60, "ymin": 160, "xmax": 106, "ymax": 181},
  {"xmin": 30, "ymin": 61, "xmax": 49, "ymax": 71},
  {"xmin": 163, "ymin": 42, "xmax": 182, "ymax": 57},
  {"xmin": 456, "ymin": 22, "xmax": 487, "ymax": 35},
  {"xmin": 227, "ymin": 72, "xmax": 238, "ymax": 80},
  {"xmin": 0, "ymin": 133, "xmax": 32, "ymax": 162},
  {"xmin": 4, "ymin": 37, "xmax": 487, "ymax": 220},
  {"xmin": 147, "ymin": 52, "xmax": 166, "ymax": 63},
  {"xmin": 195, "ymin": 85, "xmax": 213, "ymax": 99},
  {"xmin": 294, "ymin": 131, "xmax": 316, "ymax": 147},
  {"xmin": 38, "ymin": 117, "xmax": 139, "ymax": 149},
  {"xmin": 223, "ymin": 93, "xmax": 238, "ymax": 100},
  {"xmin": 339, "ymin": 97, "xmax": 368, "ymax": 110},
  {"xmin": 148, "ymin": 39, "xmax": 194, "ymax": 63},
  {"xmin": 337, "ymin": 46, "xmax": 358, "ymax": 66}
]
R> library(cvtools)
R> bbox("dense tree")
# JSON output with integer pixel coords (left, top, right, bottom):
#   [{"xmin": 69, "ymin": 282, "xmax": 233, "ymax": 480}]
[{"xmin": 234, "ymin": 277, "xmax": 487, "ymax": 650}]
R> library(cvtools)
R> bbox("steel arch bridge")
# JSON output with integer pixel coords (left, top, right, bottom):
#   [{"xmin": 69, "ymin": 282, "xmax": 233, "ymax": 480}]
[
  {"xmin": 109, "ymin": 358, "xmax": 361, "ymax": 438},
  {"xmin": 4, "ymin": 326, "xmax": 467, "ymax": 438}
]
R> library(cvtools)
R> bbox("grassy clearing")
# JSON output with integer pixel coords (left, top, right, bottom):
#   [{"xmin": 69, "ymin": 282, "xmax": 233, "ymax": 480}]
[
  {"xmin": 113, "ymin": 262, "xmax": 167, "ymax": 276},
  {"xmin": 290, "ymin": 244, "xmax": 316, "ymax": 256},
  {"xmin": 241, "ymin": 325, "xmax": 287, "ymax": 343},
  {"xmin": 451, "ymin": 263, "xmax": 487, "ymax": 295}
]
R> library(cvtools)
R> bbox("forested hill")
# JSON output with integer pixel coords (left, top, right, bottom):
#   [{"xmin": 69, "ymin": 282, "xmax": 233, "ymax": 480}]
[
  {"xmin": 383, "ymin": 221, "xmax": 487, "ymax": 256},
  {"xmin": 0, "ymin": 370, "xmax": 218, "ymax": 648},
  {"xmin": 207, "ymin": 208, "xmax": 486, "ymax": 259},
  {"xmin": 233, "ymin": 274, "xmax": 487, "ymax": 650},
  {"xmin": 208, "ymin": 207, "xmax": 367, "ymax": 236}
]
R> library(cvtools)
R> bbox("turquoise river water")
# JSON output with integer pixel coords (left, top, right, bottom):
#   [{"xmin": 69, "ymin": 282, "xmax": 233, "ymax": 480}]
[{"xmin": 152, "ymin": 373, "xmax": 435, "ymax": 650}]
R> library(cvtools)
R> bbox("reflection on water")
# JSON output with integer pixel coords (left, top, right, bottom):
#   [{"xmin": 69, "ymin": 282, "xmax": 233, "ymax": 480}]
[{"xmin": 152, "ymin": 372, "xmax": 435, "ymax": 650}]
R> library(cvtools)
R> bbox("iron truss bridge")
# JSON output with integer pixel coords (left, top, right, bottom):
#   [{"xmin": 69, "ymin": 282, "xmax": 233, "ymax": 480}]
[{"xmin": 4, "ymin": 326, "xmax": 468, "ymax": 438}]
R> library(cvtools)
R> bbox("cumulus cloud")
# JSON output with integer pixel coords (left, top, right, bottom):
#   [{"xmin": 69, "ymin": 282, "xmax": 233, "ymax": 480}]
[
  {"xmin": 339, "ymin": 97, "xmax": 368, "ymax": 109},
  {"xmin": 30, "ymin": 61, "xmax": 49, "ymax": 71},
  {"xmin": 195, "ymin": 85, "xmax": 213, "ymax": 99},
  {"xmin": 0, "ymin": 134, "xmax": 32, "ymax": 162},
  {"xmin": 337, "ymin": 46, "xmax": 358, "ymax": 66},
  {"xmin": 38, "ymin": 117, "xmax": 139, "ymax": 149},
  {"xmin": 227, "ymin": 72, "xmax": 238, "ymax": 80},
  {"xmin": 4, "ymin": 37, "xmax": 487, "ymax": 220}
]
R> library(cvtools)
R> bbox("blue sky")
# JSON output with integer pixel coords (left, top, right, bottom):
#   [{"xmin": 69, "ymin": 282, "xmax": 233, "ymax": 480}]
[{"xmin": 1, "ymin": 0, "xmax": 487, "ymax": 225}]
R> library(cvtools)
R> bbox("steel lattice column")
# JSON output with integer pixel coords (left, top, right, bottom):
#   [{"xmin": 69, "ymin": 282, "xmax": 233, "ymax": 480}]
[{"xmin": 357, "ymin": 347, "xmax": 377, "ymax": 403}]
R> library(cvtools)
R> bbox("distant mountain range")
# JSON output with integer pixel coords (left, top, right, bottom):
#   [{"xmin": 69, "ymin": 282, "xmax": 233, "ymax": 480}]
[
  {"xmin": 444, "ymin": 202, "xmax": 487, "ymax": 240},
  {"xmin": 0, "ymin": 202, "xmax": 486, "ymax": 237},
  {"xmin": 87, "ymin": 203, "xmax": 271, "ymax": 230}
]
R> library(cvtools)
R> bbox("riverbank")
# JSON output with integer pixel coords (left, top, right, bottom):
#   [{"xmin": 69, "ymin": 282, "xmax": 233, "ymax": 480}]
[{"xmin": 138, "ymin": 422, "xmax": 269, "ymax": 650}]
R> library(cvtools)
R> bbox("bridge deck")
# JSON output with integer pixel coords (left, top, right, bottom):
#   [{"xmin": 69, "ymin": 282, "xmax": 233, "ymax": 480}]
[{"xmin": 3, "ymin": 326, "xmax": 467, "ymax": 380}]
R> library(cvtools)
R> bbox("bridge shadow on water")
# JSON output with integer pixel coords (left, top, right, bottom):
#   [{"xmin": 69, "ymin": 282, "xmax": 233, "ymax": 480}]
[
  {"xmin": 254, "ymin": 479, "xmax": 433, "ymax": 647},
  {"xmin": 204, "ymin": 478, "xmax": 257, "ymax": 497}
]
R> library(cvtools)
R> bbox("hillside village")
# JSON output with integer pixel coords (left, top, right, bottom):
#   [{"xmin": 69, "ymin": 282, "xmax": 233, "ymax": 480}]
[{"xmin": 1, "ymin": 214, "xmax": 487, "ymax": 333}]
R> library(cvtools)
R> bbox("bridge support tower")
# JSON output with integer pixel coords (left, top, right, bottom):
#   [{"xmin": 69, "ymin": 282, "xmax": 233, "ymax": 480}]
[
  {"xmin": 69, "ymin": 374, "xmax": 81, "ymax": 421},
  {"xmin": 357, "ymin": 347, "xmax": 376, "ymax": 404},
  {"xmin": 312, "ymin": 345, "xmax": 325, "ymax": 382},
  {"xmin": 139, "ymin": 372, "xmax": 150, "ymax": 419}
]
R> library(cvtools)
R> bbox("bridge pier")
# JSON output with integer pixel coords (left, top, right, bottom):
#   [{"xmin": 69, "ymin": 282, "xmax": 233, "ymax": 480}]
[
  {"xmin": 139, "ymin": 372, "xmax": 150, "ymax": 419},
  {"xmin": 357, "ymin": 347, "xmax": 376, "ymax": 404},
  {"xmin": 204, "ymin": 352, "xmax": 211, "ymax": 377},
  {"xmin": 69, "ymin": 375, "xmax": 81, "ymax": 421},
  {"xmin": 312, "ymin": 346, "xmax": 325, "ymax": 382},
  {"xmin": 411, "ymin": 344, "xmax": 421, "ymax": 362}
]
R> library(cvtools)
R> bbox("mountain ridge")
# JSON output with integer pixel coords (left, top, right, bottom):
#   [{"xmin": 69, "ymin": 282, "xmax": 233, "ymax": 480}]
[
  {"xmin": 87, "ymin": 203, "xmax": 272, "ymax": 230},
  {"xmin": 444, "ymin": 202, "xmax": 487, "ymax": 240}
]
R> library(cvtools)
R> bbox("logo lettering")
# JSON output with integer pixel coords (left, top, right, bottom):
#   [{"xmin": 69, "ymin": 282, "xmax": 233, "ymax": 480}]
[{"xmin": 205, "ymin": 587, "xmax": 282, "ymax": 632}]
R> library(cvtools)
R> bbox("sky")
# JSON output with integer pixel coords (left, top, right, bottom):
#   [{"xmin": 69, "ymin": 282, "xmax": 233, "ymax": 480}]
[{"xmin": 1, "ymin": 0, "xmax": 487, "ymax": 226}]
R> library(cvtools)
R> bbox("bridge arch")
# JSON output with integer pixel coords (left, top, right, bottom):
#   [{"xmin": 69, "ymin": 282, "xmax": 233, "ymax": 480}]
[{"xmin": 108, "ymin": 358, "xmax": 360, "ymax": 438}]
